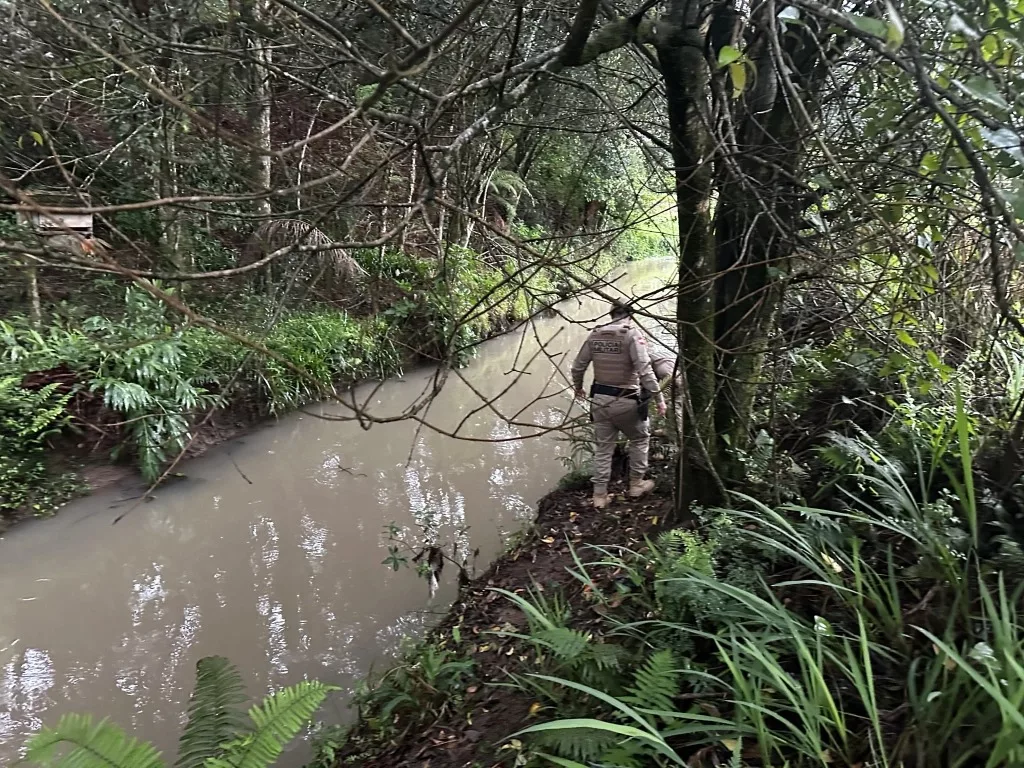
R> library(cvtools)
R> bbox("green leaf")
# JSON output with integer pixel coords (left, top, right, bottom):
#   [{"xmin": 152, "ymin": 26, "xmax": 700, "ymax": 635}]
[
  {"xmin": 25, "ymin": 714, "xmax": 165, "ymax": 768},
  {"xmin": 175, "ymin": 656, "xmax": 249, "ymax": 768},
  {"xmin": 622, "ymin": 649, "xmax": 680, "ymax": 714},
  {"xmin": 533, "ymin": 627, "xmax": 590, "ymax": 660},
  {"xmin": 717, "ymin": 45, "xmax": 742, "ymax": 66},
  {"xmin": 884, "ymin": 0, "xmax": 904, "ymax": 49},
  {"xmin": 514, "ymin": 719, "xmax": 685, "ymax": 766},
  {"xmin": 843, "ymin": 12, "xmax": 888, "ymax": 39},
  {"xmin": 533, "ymin": 753, "xmax": 589, "ymax": 768},
  {"xmin": 207, "ymin": 680, "xmax": 336, "ymax": 768},
  {"xmin": 920, "ymin": 152, "xmax": 942, "ymax": 174},
  {"xmin": 29, "ymin": 130, "xmax": 44, "ymax": 146},
  {"xmin": 729, "ymin": 61, "xmax": 747, "ymax": 97},
  {"xmin": 954, "ymin": 76, "xmax": 1010, "ymax": 110},
  {"xmin": 895, "ymin": 329, "xmax": 918, "ymax": 348}
]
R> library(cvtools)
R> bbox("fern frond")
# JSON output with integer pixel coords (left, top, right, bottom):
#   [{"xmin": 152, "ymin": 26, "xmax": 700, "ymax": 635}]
[
  {"xmin": 656, "ymin": 529, "xmax": 687, "ymax": 560},
  {"xmin": 25, "ymin": 714, "xmax": 165, "ymax": 768},
  {"xmin": 207, "ymin": 680, "xmax": 335, "ymax": 768},
  {"xmin": 531, "ymin": 726, "xmax": 621, "ymax": 762},
  {"xmin": 588, "ymin": 642, "xmax": 624, "ymax": 671},
  {"xmin": 175, "ymin": 656, "xmax": 249, "ymax": 768},
  {"xmin": 622, "ymin": 649, "xmax": 680, "ymax": 714},
  {"xmin": 534, "ymin": 627, "xmax": 590, "ymax": 662}
]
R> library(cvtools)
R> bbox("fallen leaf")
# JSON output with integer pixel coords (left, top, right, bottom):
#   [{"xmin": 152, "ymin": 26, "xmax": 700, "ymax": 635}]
[
  {"xmin": 466, "ymin": 685, "xmax": 479, "ymax": 694},
  {"xmin": 529, "ymin": 702, "xmax": 543, "ymax": 716},
  {"xmin": 721, "ymin": 739, "xmax": 739, "ymax": 751}
]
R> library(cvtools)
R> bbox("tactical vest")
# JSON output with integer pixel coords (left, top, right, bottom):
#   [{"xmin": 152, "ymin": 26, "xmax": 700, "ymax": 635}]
[{"xmin": 588, "ymin": 320, "xmax": 639, "ymax": 389}]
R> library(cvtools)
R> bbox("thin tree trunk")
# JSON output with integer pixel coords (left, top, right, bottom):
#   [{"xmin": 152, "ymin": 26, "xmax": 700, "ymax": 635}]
[
  {"xmin": 296, "ymin": 98, "xmax": 323, "ymax": 212},
  {"xmin": 399, "ymin": 152, "xmax": 416, "ymax": 254},
  {"xmin": 251, "ymin": 0, "xmax": 274, "ymax": 295},
  {"xmin": 158, "ymin": 108, "xmax": 183, "ymax": 271},
  {"xmin": 26, "ymin": 261, "xmax": 41, "ymax": 329},
  {"xmin": 157, "ymin": 18, "xmax": 185, "ymax": 278}
]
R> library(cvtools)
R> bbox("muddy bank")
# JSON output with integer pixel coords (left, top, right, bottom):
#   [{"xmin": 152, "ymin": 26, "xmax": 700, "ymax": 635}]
[{"xmin": 336, "ymin": 445, "xmax": 677, "ymax": 768}]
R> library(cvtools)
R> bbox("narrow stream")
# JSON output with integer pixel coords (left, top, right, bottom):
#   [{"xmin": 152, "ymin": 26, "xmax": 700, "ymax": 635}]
[{"xmin": 0, "ymin": 260, "xmax": 675, "ymax": 764}]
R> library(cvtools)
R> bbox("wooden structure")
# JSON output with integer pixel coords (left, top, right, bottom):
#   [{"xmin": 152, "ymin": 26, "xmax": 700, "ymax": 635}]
[{"xmin": 16, "ymin": 190, "xmax": 94, "ymax": 237}]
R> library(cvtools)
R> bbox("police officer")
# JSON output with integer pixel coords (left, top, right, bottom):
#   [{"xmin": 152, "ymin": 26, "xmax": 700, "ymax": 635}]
[
  {"xmin": 649, "ymin": 346, "xmax": 678, "ymax": 384},
  {"xmin": 648, "ymin": 346, "xmax": 683, "ymax": 440},
  {"xmin": 571, "ymin": 300, "xmax": 666, "ymax": 509}
]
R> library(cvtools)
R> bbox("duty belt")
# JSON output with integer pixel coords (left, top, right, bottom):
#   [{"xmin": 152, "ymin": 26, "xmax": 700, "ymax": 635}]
[
  {"xmin": 590, "ymin": 382, "xmax": 653, "ymax": 421},
  {"xmin": 590, "ymin": 383, "xmax": 640, "ymax": 399}
]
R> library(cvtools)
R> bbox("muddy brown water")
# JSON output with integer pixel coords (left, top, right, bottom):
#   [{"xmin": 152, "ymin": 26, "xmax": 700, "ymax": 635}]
[{"xmin": 0, "ymin": 261, "xmax": 675, "ymax": 765}]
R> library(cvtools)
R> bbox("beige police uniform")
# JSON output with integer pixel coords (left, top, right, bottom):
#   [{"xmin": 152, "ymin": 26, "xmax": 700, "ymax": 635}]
[
  {"xmin": 648, "ymin": 347, "xmax": 682, "ymax": 441},
  {"xmin": 571, "ymin": 317, "xmax": 664, "ymax": 495},
  {"xmin": 650, "ymin": 352, "xmax": 676, "ymax": 383}
]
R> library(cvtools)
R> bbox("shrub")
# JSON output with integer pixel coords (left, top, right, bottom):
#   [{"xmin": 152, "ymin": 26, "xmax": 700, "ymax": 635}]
[
  {"xmin": 259, "ymin": 311, "xmax": 386, "ymax": 412},
  {"xmin": 0, "ymin": 376, "xmax": 79, "ymax": 516},
  {"xmin": 82, "ymin": 287, "xmax": 221, "ymax": 482}
]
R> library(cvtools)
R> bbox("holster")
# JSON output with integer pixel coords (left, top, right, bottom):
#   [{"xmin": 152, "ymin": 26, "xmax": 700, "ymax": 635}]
[{"xmin": 637, "ymin": 389, "xmax": 652, "ymax": 421}]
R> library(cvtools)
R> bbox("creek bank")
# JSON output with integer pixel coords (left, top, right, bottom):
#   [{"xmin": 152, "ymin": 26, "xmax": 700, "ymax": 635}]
[
  {"xmin": 0, "ymin": 305, "xmax": 532, "ymax": 535},
  {"xmin": 334, "ymin": 444, "xmax": 677, "ymax": 768}
]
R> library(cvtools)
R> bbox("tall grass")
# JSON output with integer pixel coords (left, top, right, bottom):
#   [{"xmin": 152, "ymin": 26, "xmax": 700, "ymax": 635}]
[{"xmin": 503, "ymin": 431, "xmax": 1024, "ymax": 767}]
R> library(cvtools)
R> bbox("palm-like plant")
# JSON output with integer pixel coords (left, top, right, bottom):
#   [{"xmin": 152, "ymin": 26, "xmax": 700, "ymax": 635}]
[{"xmin": 25, "ymin": 656, "xmax": 336, "ymax": 768}]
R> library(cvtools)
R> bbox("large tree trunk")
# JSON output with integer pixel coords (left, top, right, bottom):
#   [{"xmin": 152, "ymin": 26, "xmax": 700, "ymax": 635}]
[
  {"xmin": 657, "ymin": 0, "xmax": 722, "ymax": 516},
  {"xmin": 711, "ymin": 5, "xmax": 836, "ymax": 483}
]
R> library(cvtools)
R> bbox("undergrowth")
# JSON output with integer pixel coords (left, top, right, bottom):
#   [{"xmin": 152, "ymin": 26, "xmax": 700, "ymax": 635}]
[
  {"xmin": 0, "ymin": 375, "xmax": 81, "ymax": 517},
  {"xmin": 499, "ymin": 401, "xmax": 1024, "ymax": 767}
]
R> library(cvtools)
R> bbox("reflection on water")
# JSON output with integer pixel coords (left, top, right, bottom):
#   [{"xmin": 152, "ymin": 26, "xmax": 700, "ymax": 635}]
[{"xmin": 0, "ymin": 261, "xmax": 674, "ymax": 765}]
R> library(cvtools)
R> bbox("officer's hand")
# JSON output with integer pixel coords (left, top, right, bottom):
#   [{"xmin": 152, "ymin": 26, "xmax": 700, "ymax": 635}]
[
  {"xmin": 657, "ymin": 400, "xmax": 667, "ymax": 417},
  {"xmin": 575, "ymin": 388, "xmax": 586, "ymax": 401}
]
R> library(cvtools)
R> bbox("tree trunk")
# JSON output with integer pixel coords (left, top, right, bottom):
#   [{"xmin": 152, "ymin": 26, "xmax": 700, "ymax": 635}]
[
  {"xmin": 158, "ymin": 107, "xmax": 184, "ymax": 272},
  {"xmin": 656, "ymin": 0, "xmax": 721, "ymax": 516},
  {"xmin": 157, "ymin": 19, "xmax": 186, "ymax": 276},
  {"xmin": 26, "ymin": 261, "xmax": 41, "ymax": 329},
  {"xmin": 251, "ymin": 0, "xmax": 274, "ymax": 295},
  {"xmin": 710, "ymin": 8, "xmax": 834, "ymax": 482}
]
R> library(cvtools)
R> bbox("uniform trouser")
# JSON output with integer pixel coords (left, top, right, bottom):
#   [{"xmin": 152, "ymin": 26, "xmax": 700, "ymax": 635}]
[{"xmin": 590, "ymin": 393, "xmax": 650, "ymax": 494}]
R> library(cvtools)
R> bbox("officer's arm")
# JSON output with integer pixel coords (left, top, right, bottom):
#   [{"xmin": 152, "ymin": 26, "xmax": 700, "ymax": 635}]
[
  {"xmin": 629, "ymin": 332, "xmax": 665, "ymax": 405},
  {"xmin": 570, "ymin": 337, "xmax": 592, "ymax": 392}
]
